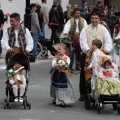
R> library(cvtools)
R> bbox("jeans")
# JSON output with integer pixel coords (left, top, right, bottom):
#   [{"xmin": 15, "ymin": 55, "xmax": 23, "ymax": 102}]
[
  {"xmin": 41, "ymin": 23, "xmax": 45, "ymax": 37},
  {"xmin": 32, "ymin": 34, "xmax": 39, "ymax": 58}
]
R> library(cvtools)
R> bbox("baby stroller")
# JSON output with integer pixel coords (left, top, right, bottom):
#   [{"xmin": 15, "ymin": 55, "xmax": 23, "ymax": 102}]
[
  {"xmin": 84, "ymin": 57, "xmax": 120, "ymax": 114},
  {"xmin": 4, "ymin": 53, "xmax": 31, "ymax": 109}
]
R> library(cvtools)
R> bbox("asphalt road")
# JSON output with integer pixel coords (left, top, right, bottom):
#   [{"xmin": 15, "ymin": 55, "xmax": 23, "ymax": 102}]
[{"xmin": 0, "ymin": 58, "xmax": 120, "ymax": 120}]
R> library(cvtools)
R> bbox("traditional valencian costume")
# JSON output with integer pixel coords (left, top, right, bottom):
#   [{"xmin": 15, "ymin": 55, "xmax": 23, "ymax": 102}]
[
  {"xmin": 50, "ymin": 55, "xmax": 75, "ymax": 106},
  {"xmin": 113, "ymin": 32, "xmax": 120, "ymax": 74},
  {"xmin": 95, "ymin": 56, "xmax": 120, "ymax": 98}
]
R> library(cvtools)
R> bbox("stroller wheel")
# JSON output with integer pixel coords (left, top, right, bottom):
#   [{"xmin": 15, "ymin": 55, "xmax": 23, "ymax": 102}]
[
  {"xmin": 98, "ymin": 102, "xmax": 103, "ymax": 114},
  {"xmin": 4, "ymin": 104, "xmax": 7, "ymax": 109},
  {"xmin": 23, "ymin": 100, "xmax": 27, "ymax": 109},
  {"xmin": 84, "ymin": 94, "xmax": 91, "ymax": 110},
  {"xmin": 112, "ymin": 103, "xmax": 117, "ymax": 110},
  {"xmin": 7, "ymin": 104, "xmax": 11, "ymax": 109},
  {"xmin": 27, "ymin": 103, "xmax": 31, "ymax": 110},
  {"xmin": 117, "ymin": 106, "xmax": 120, "ymax": 114},
  {"xmin": 98, "ymin": 107, "xmax": 101, "ymax": 114},
  {"xmin": 41, "ymin": 53, "xmax": 49, "ymax": 59}
]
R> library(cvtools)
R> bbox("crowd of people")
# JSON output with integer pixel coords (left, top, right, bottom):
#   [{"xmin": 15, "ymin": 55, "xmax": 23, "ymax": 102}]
[{"xmin": 0, "ymin": 0, "xmax": 120, "ymax": 109}]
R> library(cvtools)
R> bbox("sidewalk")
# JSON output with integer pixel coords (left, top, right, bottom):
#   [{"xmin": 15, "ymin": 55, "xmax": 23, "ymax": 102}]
[{"xmin": 0, "ymin": 49, "xmax": 6, "ymax": 65}]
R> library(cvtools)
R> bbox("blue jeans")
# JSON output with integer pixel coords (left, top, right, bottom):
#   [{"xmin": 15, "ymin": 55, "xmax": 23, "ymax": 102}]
[
  {"xmin": 41, "ymin": 23, "xmax": 45, "ymax": 37},
  {"xmin": 32, "ymin": 34, "xmax": 39, "ymax": 58}
]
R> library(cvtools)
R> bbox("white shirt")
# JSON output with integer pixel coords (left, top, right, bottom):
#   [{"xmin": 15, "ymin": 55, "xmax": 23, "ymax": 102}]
[
  {"xmin": 80, "ymin": 24, "xmax": 113, "ymax": 53},
  {"xmin": 9, "ymin": 74, "xmax": 26, "ymax": 86},
  {"xmin": 1, "ymin": 28, "xmax": 33, "ymax": 52},
  {"xmin": 63, "ymin": 18, "xmax": 87, "ymax": 34}
]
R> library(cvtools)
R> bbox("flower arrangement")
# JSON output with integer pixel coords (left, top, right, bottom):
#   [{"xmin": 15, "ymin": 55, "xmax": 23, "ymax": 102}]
[
  {"xmin": 7, "ymin": 69, "xmax": 16, "ymax": 79},
  {"xmin": 55, "ymin": 59, "xmax": 73, "ymax": 77}
]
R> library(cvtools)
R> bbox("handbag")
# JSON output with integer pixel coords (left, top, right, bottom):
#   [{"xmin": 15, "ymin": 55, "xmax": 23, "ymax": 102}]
[{"xmin": 51, "ymin": 14, "xmax": 59, "ymax": 23}]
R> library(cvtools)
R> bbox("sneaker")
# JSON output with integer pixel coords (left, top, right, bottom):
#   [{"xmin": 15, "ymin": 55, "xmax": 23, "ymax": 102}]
[
  {"xmin": 14, "ymin": 97, "xmax": 18, "ymax": 102},
  {"xmin": 19, "ymin": 97, "xmax": 23, "ymax": 102}
]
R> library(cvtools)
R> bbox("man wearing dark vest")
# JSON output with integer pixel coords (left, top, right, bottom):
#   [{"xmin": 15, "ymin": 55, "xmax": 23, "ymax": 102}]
[
  {"xmin": 1, "ymin": 13, "xmax": 33, "ymax": 63},
  {"xmin": 63, "ymin": 8, "xmax": 87, "ymax": 70}
]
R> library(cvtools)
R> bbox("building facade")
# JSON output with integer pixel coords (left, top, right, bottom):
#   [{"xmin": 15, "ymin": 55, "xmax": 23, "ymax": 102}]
[{"xmin": 0, "ymin": 0, "xmax": 119, "ymax": 38}]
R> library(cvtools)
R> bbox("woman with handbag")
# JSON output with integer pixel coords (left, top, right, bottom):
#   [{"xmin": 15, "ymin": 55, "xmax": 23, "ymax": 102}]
[{"xmin": 49, "ymin": 4, "xmax": 60, "ymax": 44}]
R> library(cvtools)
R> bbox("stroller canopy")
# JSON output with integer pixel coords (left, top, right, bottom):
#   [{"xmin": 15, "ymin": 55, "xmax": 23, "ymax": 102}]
[
  {"xmin": 7, "ymin": 53, "xmax": 30, "ymax": 71},
  {"xmin": 60, "ymin": 37, "xmax": 72, "ymax": 44}
]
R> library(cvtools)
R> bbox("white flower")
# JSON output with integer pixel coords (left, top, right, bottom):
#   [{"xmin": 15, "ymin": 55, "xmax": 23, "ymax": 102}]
[
  {"xmin": 58, "ymin": 60, "xmax": 65, "ymax": 66},
  {"xmin": 9, "ymin": 69, "xmax": 13, "ymax": 73}
]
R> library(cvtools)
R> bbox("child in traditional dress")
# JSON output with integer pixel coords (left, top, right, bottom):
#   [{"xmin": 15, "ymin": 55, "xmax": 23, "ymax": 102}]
[
  {"xmin": 95, "ymin": 56, "xmax": 120, "ymax": 100},
  {"xmin": 113, "ymin": 28, "xmax": 120, "ymax": 77},
  {"xmin": 9, "ymin": 63, "xmax": 26, "ymax": 102},
  {"xmin": 86, "ymin": 39, "xmax": 104, "ymax": 91},
  {"xmin": 50, "ymin": 43, "xmax": 75, "ymax": 108},
  {"xmin": 98, "ymin": 57, "xmax": 118, "ymax": 79}
]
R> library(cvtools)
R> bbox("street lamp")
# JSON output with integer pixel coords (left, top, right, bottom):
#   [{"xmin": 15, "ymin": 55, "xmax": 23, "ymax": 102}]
[{"xmin": 24, "ymin": 0, "xmax": 31, "ymax": 31}]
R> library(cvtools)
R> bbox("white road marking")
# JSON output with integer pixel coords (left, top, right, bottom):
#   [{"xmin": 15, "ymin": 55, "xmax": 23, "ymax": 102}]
[{"xmin": 19, "ymin": 119, "xmax": 39, "ymax": 120}]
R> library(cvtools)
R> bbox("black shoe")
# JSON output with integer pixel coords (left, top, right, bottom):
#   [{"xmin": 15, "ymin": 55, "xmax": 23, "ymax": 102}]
[
  {"xmin": 79, "ymin": 95, "xmax": 85, "ymax": 101},
  {"xmin": 52, "ymin": 99, "xmax": 56, "ymax": 104},
  {"xmin": 60, "ymin": 103, "xmax": 66, "ymax": 108}
]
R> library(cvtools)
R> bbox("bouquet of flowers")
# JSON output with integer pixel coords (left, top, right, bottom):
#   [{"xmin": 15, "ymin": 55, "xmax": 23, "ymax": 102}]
[
  {"xmin": 7, "ymin": 69, "xmax": 16, "ymax": 79},
  {"xmin": 55, "ymin": 59, "xmax": 73, "ymax": 77}
]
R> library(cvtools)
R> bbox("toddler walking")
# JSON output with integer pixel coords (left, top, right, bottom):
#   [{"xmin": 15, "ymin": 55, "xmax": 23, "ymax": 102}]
[{"xmin": 50, "ymin": 43, "xmax": 75, "ymax": 108}]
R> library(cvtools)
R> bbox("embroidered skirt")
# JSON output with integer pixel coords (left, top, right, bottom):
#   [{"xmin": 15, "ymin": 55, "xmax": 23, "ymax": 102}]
[
  {"xmin": 50, "ymin": 70, "xmax": 75, "ymax": 105},
  {"xmin": 95, "ymin": 78, "xmax": 120, "ymax": 98}
]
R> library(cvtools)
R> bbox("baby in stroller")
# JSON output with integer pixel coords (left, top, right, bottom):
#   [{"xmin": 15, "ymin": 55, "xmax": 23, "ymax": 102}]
[
  {"xmin": 4, "ymin": 53, "xmax": 31, "ymax": 109},
  {"xmin": 8, "ymin": 63, "xmax": 26, "ymax": 102}
]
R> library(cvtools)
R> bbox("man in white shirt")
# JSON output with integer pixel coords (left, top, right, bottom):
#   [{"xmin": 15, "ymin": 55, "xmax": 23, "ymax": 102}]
[
  {"xmin": 63, "ymin": 8, "xmax": 87, "ymax": 70},
  {"xmin": 79, "ymin": 12, "xmax": 113, "ymax": 101},
  {"xmin": 1, "ymin": 13, "xmax": 33, "ymax": 64}
]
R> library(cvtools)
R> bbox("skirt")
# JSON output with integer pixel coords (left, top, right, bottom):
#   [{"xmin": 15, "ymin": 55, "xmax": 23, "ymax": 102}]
[
  {"xmin": 95, "ymin": 78, "xmax": 120, "ymax": 98},
  {"xmin": 50, "ymin": 73, "xmax": 75, "ymax": 105}
]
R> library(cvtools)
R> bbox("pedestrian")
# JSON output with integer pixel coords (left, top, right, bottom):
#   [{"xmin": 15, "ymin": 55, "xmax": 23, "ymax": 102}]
[
  {"xmin": 40, "ymin": 0, "xmax": 49, "ymax": 36},
  {"xmin": 50, "ymin": 43, "xmax": 75, "ymax": 108},
  {"xmin": 1, "ymin": 13, "xmax": 33, "ymax": 64},
  {"xmin": 36, "ymin": 4, "xmax": 44, "ymax": 33},
  {"xmin": 57, "ymin": 5, "xmax": 64, "ymax": 39},
  {"xmin": 0, "ymin": 7, "xmax": 4, "ymax": 58},
  {"xmin": 63, "ymin": 8, "xmax": 87, "ymax": 70},
  {"xmin": 49, "ymin": 4, "xmax": 60, "ymax": 44},
  {"xmin": 79, "ymin": 12, "xmax": 113, "ymax": 101},
  {"xmin": 30, "ymin": 3, "xmax": 41, "ymax": 59},
  {"xmin": 109, "ymin": 5, "xmax": 116, "ymax": 38},
  {"xmin": 8, "ymin": 63, "xmax": 26, "ymax": 102},
  {"xmin": 79, "ymin": 0, "xmax": 88, "ymax": 18},
  {"xmin": 63, "ymin": 4, "xmax": 72, "ymax": 23}
]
